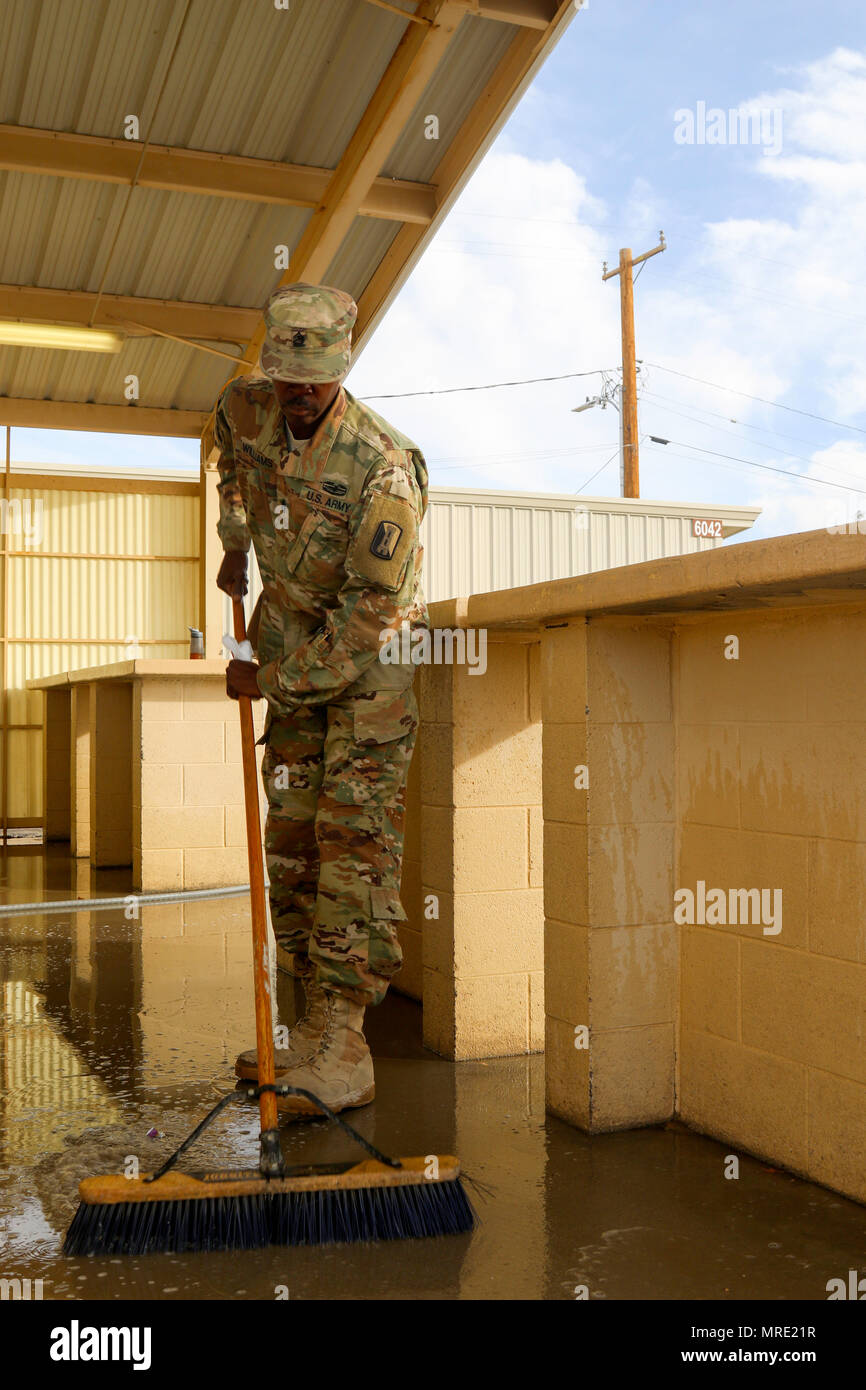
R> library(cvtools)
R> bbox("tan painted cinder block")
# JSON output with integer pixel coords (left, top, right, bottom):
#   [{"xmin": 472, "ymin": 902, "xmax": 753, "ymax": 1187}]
[
  {"xmin": 545, "ymin": 1013, "xmax": 591, "ymax": 1128},
  {"xmin": 740, "ymin": 723, "xmax": 866, "ymax": 840},
  {"xmin": 678, "ymin": 614, "xmax": 809, "ymax": 725},
  {"xmin": 529, "ymin": 970, "xmax": 544, "ymax": 1051},
  {"xmin": 452, "ymin": 807, "xmax": 527, "ymax": 893},
  {"xmin": 540, "ymin": 621, "xmax": 587, "ymax": 725},
  {"xmin": 587, "ymin": 721, "xmax": 674, "ymax": 826},
  {"xmin": 225, "ymin": 804, "xmax": 249, "ymax": 847},
  {"xmin": 398, "ymin": 861, "xmax": 425, "ymax": 932},
  {"xmin": 808, "ymin": 837, "xmax": 866, "ymax": 964},
  {"xmin": 588, "ymin": 822, "xmax": 673, "ymax": 927},
  {"xmin": 141, "ymin": 721, "xmax": 224, "ymax": 765},
  {"xmin": 741, "ymin": 940, "xmax": 866, "ymax": 1086},
  {"xmin": 422, "ymin": 967, "xmax": 456, "ymax": 1057},
  {"xmin": 528, "ymin": 805, "xmax": 543, "ymax": 887},
  {"xmin": 183, "ymin": 847, "xmax": 251, "ymax": 889},
  {"xmin": 802, "ymin": 608, "xmax": 866, "ymax": 722},
  {"xmin": 422, "ymin": 966, "xmax": 531, "ymax": 1059},
  {"xmin": 138, "ymin": 680, "xmax": 184, "ymax": 721},
  {"xmin": 453, "ymin": 724, "xmax": 541, "ymax": 808},
  {"xmin": 403, "ymin": 755, "xmax": 422, "ymax": 866},
  {"xmin": 184, "ymin": 763, "xmax": 245, "ymax": 808},
  {"xmin": 418, "ymin": 661, "xmax": 453, "ymax": 726},
  {"xmin": 419, "ymin": 723, "xmax": 454, "ymax": 808},
  {"xmin": 591, "ymin": 1024, "xmax": 675, "ymax": 1130},
  {"xmin": 586, "ymin": 621, "xmax": 671, "ymax": 724},
  {"xmin": 544, "ymin": 920, "xmax": 588, "ymax": 1025},
  {"xmin": 181, "ymin": 680, "xmax": 233, "ymax": 719},
  {"xmin": 678, "ymin": 824, "xmax": 806, "ymax": 949},
  {"xmin": 528, "ymin": 641, "xmax": 542, "ymax": 722},
  {"xmin": 679, "ymin": 1028, "xmax": 808, "ymax": 1173},
  {"xmin": 453, "ymin": 642, "xmax": 529, "ymax": 728},
  {"xmin": 807, "ymin": 1068, "xmax": 866, "ymax": 1204},
  {"xmin": 141, "ymin": 806, "xmax": 224, "ymax": 851},
  {"xmin": 138, "ymin": 849, "xmax": 184, "ymax": 892},
  {"xmin": 454, "ymin": 973, "xmax": 530, "ymax": 1058},
  {"xmin": 452, "ymin": 889, "xmax": 544, "ymax": 977},
  {"xmin": 542, "ymin": 723, "xmax": 588, "ymax": 825},
  {"xmin": 543, "ymin": 822, "xmax": 588, "ymax": 926},
  {"xmin": 681, "ymin": 927, "xmax": 739, "ymax": 1041},
  {"xmin": 420, "ymin": 890, "xmax": 455, "ymax": 978},
  {"xmin": 138, "ymin": 762, "xmax": 183, "ymax": 809},
  {"xmin": 677, "ymin": 722, "xmax": 740, "ymax": 830},
  {"xmin": 420, "ymin": 805, "xmax": 454, "ymax": 892},
  {"xmin": 590, "ymin": 924, "xmax": 677, "ymax": 1030}
]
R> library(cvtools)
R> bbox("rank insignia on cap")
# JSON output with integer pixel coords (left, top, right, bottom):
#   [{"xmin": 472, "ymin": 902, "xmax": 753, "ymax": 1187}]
[
  {"xmin": 292, "ymin": 329, "xmax": 307, "ymax": 347},
  {"xmin": 370, "ymin": 520, "xmax": 403, "ymax": 560}
]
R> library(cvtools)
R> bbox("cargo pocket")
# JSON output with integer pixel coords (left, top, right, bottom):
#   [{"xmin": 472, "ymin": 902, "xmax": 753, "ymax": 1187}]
[
  {"xmin": 328, "ymin": 692, "xmax": 417, "ymax": 806},
  {"xmin": 370, "ymin": 885, "xmax": 407, "ymax": 923},
  {"xmin": 367, "ymin": 885, "xmax": 407, "ymax": 979}
]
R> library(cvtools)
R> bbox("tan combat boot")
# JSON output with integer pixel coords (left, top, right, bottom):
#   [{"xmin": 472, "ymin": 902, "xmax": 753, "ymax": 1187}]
[
  {"xmin": 234, "ymin": 975, "xmax": 329, "ymax": 1081},
  {"xmin": 275, "ymin": 990, "xmax": 374, "ymax": 1115}
]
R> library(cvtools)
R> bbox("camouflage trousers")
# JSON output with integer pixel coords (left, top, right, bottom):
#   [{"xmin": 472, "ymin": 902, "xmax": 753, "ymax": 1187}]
[{"xmin": 260, "ymin": 687, "xmax": 418, "ymax": 1007}]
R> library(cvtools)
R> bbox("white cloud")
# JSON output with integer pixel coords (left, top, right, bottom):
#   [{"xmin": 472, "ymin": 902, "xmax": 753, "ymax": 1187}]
[{"xmin": 354, "ymin": 46, "xmax": 866, "ymax": 540}]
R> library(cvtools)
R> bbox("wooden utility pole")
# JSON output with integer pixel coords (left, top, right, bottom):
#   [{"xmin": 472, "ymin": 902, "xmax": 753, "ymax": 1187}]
[{"xmin": 602, "ymin": 232, "xmax": 666, "ymax": 497}]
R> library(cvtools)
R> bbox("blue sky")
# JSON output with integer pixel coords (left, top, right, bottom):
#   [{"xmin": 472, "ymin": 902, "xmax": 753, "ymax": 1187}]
[{"xmin": 12, "ymin": 0, "xmax": 866, "ymax": 541}]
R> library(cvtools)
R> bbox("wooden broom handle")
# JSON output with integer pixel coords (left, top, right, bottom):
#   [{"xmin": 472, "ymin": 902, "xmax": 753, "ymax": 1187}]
[{"xmin": 231, "ymin": 598, "xmax": 278, "ymax": 1137}]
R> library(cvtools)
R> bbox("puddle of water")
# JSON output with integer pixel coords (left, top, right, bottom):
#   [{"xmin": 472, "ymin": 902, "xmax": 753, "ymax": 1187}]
[{"xmin": 2, "ymin": 849, "xmax": 865, "ymax": 1300}]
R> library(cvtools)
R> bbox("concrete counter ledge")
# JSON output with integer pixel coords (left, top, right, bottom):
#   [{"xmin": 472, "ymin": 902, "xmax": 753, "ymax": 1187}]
[
  {"xmin": 428, "ymin": 525, "xmax": 866, "ymax": 631},
  {"xmin": 412, "ymin": 525, "xmax": 866, "ymax": 1206},
  {"xmin": 28, "ymin": 659, "xmax": 265, "ymax": 891}
]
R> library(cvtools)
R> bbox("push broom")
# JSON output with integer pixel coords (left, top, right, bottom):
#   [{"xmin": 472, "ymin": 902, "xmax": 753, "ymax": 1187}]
[{"xmin": 63, "ymin": 597, "xmax": 475, "ymax": 1256}]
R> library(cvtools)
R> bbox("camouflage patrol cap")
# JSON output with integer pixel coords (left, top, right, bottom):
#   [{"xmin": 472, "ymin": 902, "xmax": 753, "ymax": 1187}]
[{"xmin": 260, "ymin": 283, "xmax": 358, "ymax": 383}]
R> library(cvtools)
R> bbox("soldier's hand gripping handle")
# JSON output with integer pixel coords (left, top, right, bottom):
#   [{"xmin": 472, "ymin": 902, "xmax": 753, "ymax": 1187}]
[{"xmin": 217, "ymin": 549, "xmax": 248, "ymax": 599}]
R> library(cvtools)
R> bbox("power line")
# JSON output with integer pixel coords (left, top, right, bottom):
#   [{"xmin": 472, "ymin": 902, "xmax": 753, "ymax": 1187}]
[
  {"xmin": 361, "ymin": 368, "xmax": 611, "ymax": 400},
  {"xmin": 575, "ymin": 447, "xmax": 621, "ymax": 494},
  {"xmin": 645, "ymin": 363, "xmax": 866, "ymax": 436},
  {"xmin": 641, "ymin": 386, "xmax": 832, "ymax": 453},
  {"xmin": 430, "ymin": 442, "xmax": 619, "ymax": 473},
  {"xmin": 650, "ymin": 436, "xmax": 866, "ymax": 496},
  {"xmin": 642, "ymin": 392, "xmax": 866, "ymax": 488}
]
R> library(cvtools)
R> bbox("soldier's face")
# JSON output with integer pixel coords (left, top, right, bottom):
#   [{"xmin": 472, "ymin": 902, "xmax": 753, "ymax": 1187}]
[{"xmin": 272, "ymin": 378, "xmax": 342, "ymax": 435}]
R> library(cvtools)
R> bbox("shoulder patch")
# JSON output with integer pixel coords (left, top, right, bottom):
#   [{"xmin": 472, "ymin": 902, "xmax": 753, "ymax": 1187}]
[{"xmin": 349, "ymin": 492, "xmax": 417, "ymax": 591}]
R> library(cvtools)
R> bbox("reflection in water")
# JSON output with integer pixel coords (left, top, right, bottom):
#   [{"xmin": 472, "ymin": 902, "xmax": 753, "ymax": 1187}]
[
  {"xmin": 1, "ymin": 981, "xmax": 123, "ymax": 1162},
  {"xmin": 2, "ymin": 848, "xmax": 866, "ymax": 1300}
]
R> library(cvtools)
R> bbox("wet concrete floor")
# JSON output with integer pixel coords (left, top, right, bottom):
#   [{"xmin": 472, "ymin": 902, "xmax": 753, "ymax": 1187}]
[{"xmin": 1, "ymin": 845, "xmax": 865, "ymax": 1301}]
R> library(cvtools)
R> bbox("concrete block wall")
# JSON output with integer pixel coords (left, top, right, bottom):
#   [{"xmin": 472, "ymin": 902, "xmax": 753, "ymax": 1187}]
[
  {"xmin": 676, "ymin": 606, "xmax": 866, "ymax": 1204},
  {"xmin": 408, "ymin": 638, "xmax": 544, "ymax": 1059},
  {"xmin": 43, "ymin": 687, "xmax": 71, "ymax": 841},
  {"xmin": 70, "ymin": 686, "xmax": 91, "ymax": 859},
  {"xmin": 90, "ymin": 683, "xmax": 133, "ymax": 867},
  {"xmin": 542, "ymin": 618, "xmax": 677, "ymax": 1131},
  {"xmin": 133, "ymin": 676, "xmax": 267, "ymax": 891}
]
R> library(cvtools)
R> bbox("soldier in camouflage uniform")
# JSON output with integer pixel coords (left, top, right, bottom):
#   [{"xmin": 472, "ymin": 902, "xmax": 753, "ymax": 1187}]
[{"xmin": 216, "ymin": 284, "xmax": 427, "ymax": 1115}]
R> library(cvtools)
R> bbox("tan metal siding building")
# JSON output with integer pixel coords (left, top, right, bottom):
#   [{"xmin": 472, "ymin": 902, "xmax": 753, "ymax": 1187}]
[{"xmin": 3, "ymin": 461, "xmax": 759, "ymax": 828}]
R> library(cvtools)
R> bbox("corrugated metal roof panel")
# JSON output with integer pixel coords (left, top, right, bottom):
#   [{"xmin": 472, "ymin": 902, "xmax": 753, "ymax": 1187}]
[
  {"xmin": 384, "ymin": 12, "xmax": 517, "ymax": 182},
  {"xmin": 0, "ymin": 0, "xmax": 575, "ymax": 420}
]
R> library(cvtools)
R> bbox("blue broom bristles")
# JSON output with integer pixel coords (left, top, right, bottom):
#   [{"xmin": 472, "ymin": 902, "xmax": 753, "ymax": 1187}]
[{"xmin": 63, "ymin": 1177, "xmax": 475, "ymax": 1256}]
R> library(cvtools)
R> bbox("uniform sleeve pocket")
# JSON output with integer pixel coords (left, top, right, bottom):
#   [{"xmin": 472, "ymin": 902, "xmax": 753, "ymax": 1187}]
[{"xmin": 369, "ymin": 886, "xmax": 407, "ymax": 921}]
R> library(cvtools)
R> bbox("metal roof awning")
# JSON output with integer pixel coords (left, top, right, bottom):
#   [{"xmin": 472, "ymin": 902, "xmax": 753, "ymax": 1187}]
[{"xmin": 0, "ymin": 0, "xmax": 577, "ymax": 440}]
